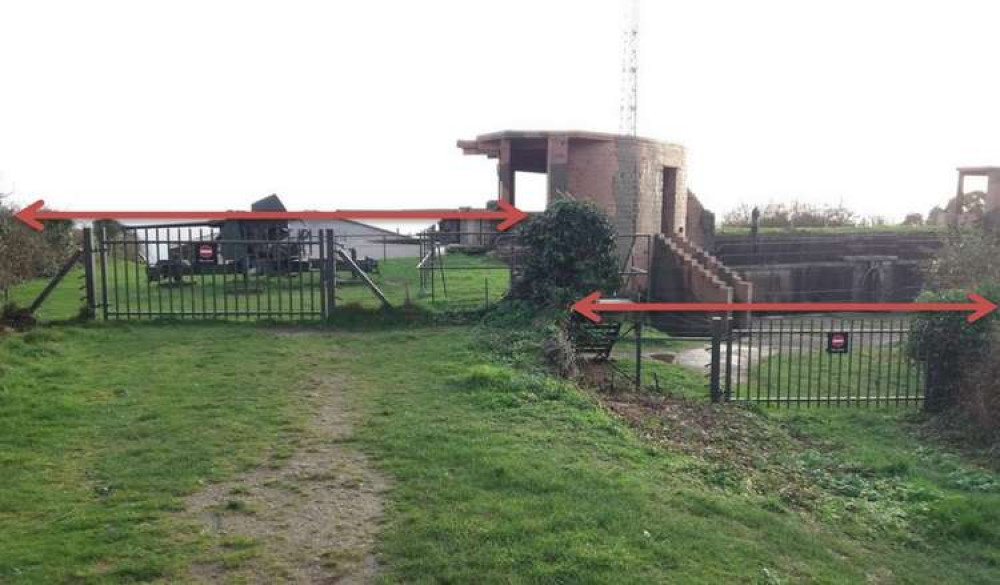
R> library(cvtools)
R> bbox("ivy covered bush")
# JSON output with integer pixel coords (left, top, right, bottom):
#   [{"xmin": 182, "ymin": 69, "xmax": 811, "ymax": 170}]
[
  {"xmin": 908, "ymin": 284, "xmax": 999, "ymax": 412},
  {"xmin": 509, "ymin": 197, "xmax": 621, "ymax": 308},
  {"xmin": 910, "ymin": 229, "xmax": 1000, "ymax": 429}
]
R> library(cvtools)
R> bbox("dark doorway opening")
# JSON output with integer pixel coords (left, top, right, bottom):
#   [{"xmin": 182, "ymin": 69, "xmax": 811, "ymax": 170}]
[{"xmin": 661, "ymin": 167, "xmax": 679, "ymax": 234}]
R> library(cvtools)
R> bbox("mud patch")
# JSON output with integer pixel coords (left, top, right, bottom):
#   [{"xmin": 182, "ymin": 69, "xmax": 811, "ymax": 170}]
[
  {"xmin": 598, "ymin": 392, "xmax": 824, "ymax": 506},
  {"xmin": 184, "ymin": 375, "xmax": 388, "ymax": 584}
]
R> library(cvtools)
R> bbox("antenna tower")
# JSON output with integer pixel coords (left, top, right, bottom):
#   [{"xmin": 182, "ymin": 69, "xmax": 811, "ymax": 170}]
[{"xmin": 619, "ymin": 0, "xmax": 640, "ymax": 136}]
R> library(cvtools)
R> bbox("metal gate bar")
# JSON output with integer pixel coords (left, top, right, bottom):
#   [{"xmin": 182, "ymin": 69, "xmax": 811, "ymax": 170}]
[
  {"xmin": 95, "ymin": 227, "xmax": 336, "ymax": 320},
  {"xmin": 712, "ymin": 316, "xmax": 925, "ymax": 407}
]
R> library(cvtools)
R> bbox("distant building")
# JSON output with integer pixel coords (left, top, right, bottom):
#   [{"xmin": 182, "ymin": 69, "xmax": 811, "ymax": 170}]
[
  {"xmin": 289, "ymin": 218, "xmax": 420, "ymax": 261},
  {"xmin": 956, "ymin": 167, "xmax": 1000, "ymax": 230}
]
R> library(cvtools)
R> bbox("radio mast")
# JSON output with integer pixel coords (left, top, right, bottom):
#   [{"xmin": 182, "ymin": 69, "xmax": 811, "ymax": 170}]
[{"xmin": 619, "ymin": 0, "xmax": 640, "ymax": 136}]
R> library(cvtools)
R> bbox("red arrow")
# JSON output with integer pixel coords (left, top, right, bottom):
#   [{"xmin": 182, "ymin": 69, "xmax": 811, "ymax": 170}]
[
  {"xmin": 572, "ymin": 291, "xmax": 998, "ymax": 324},
  {"xmin": 14, "ymin": 199, "xmax": 529, "ymax": 232}
]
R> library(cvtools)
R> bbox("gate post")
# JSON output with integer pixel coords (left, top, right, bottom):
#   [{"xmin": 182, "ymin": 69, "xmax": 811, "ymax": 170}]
[
  {"xmin": 323, "ymin": 229, "xmax": 337, "ymax": 318},
  {"xmin": 724, "ymin": 318, "xmax": 733, "ymax": 402},
  {"xmin": 98, "ymin": 227, "xmax": 109, "ymax": 320},
  {"xmin": 634, "ymin": 318, "xmax": 643, "ymax": 391},
  {"xmin": 81, "ymin": 227, "xmax": 97, "ymax": 319},
  {"xmin": 710, "ymin": 316, "xmax": 723, "ymax": 403}
]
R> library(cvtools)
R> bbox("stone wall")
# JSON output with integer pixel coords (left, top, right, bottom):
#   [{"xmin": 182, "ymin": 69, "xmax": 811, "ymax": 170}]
[
  {"xmin": 733, "ymin": 261, "xmax": 923, "ymax": 303},
  {"xmin": 685, "ymin": 191, "xmax": 715, "ymax": 250}
]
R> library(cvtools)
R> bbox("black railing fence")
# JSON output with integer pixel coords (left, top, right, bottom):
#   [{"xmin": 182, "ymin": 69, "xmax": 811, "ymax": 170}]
[
  {"xmin": 710, "ymin": 315, "xmax": 926, "ymax": 407},
  {"xmin": 82, "ymin": 224, "xmax": 656, "ymax": 321},
  {"xmin": 94, "ymin": 226, "xmax": 336, "ymax": 320}
]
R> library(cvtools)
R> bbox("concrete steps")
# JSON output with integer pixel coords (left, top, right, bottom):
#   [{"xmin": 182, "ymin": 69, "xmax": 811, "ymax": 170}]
[{"xmin": 649, "ymin": 234, "xmax": 752, "ymax": 336}]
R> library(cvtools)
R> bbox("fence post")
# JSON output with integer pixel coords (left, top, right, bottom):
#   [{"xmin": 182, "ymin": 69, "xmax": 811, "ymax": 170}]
[
  {"xmin": 634, "ymin": 319, "xmax": 643, "ymax": 391},
  {"xmin": 724, "ymin": 319, "xmax": 733, "ymax": 402},
  {"xmin": 81, "ymin": 227, "xmax": 97, "ymax": 319},
  {"xmin": 710, "ymin": 316, "xmax": 723, "ymax": 403},
  {"xmin": 324, "ymin": 229, "xmax": 337, "ymax": 318},
  {"xmin": 98, "ymin": 228, "xmax": 109, "ymax": 320}
]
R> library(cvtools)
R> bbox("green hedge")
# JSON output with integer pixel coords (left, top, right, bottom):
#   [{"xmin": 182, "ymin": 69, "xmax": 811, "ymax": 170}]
[{"xmin": 909, "ymin": 283, "xmax": 1000, "ymax": 411}]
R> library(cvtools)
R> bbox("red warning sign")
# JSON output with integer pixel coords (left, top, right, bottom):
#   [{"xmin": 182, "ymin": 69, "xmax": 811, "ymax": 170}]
[
  {"xmin": 198, "ymin": 244, "xmax": 215, "ymax": 261},
  {"xmin": 827, "ymin": 332, "xmax": 850, "ymax": 354}
]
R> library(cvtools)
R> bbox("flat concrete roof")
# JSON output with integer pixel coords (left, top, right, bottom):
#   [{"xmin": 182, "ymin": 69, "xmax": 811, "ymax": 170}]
[
  {"xmin": 957, "ymin": 166, "xmax": 1000, "ymax": 174},
  {"xmin": 458, "ymin": 129, "xmax": 683, "ymax": 156}
]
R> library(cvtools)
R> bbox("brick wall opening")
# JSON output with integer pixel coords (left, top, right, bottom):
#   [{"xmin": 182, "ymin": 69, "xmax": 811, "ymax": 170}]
[{"xmin": 515, "ymin": 171, "xmax": 548, "ymax": 212}]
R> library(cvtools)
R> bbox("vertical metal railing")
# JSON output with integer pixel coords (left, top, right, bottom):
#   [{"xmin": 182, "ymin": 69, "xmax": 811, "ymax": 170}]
[
  {"xmin": 714, "ymin": 316, "xmax": 925, "ymax": 407},
  {"xmin": 94, "ymin": 227, "xmax": 329, "ymax": 320},
  {"xmin": 81, "ymin": 227, "xmax": 97, "ymax": 319}
]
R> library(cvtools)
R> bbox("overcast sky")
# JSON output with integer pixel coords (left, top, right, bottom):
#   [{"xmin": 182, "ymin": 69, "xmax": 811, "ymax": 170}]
[{"xmin": 1, "ymin": 0, "xmax": 997, "ymax": 227}]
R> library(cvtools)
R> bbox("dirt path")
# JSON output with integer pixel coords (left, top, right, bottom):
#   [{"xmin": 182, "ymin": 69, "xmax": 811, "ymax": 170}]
[{"xmin": 184, "ymin": 375, "xmax": 388, "ymax": 584}]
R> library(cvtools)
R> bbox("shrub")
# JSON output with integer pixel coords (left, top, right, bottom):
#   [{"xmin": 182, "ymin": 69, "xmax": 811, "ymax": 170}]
[
  {"xmin": 923, "ymin": 232, "xmax": 1000, "ymax": 291},
  {"xmin": 721, "ymin": 201, "xmax": 859, "ymax": 229},
  {"xmin": 509, "ymin": 196, "xmax": 620, "ymax": 308},
  {"xmin": 0, "ymin": 198, "xmax": 77, "ymax": 298},
  {"xmin": 912, "ymin": 229, "xmax": 1000, "ymax": 429},
  {"xmin": 959, "ymin": 347, "xmax": 1000, "ymax": 445},
  {"xmin": 908, "ymin": 284, "xmax": 999, "ymax": 412},
  {"xmin": 541, "ymin": 324, "xmax": 578, "ymax": 379}
]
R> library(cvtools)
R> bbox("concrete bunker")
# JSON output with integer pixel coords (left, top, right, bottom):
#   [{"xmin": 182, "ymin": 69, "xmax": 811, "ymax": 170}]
[{"xmin": 458, "ymin": 130, "xmax": 689, "ymax": 239}]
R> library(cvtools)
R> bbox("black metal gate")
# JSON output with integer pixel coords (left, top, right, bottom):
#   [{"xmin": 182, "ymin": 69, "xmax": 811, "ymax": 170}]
[
  {"xmin": 710, "ymin": 316, "xmax": 926, "ymax": 407},
  {"xmin": 92, "ymin": 226, "xmax": 337, "ymax": 320}
]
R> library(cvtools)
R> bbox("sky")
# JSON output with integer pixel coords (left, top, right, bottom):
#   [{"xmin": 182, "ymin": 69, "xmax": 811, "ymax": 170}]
[{"xmin": 1, "ymin": 0, "xmax": 998, "ymax": 229}]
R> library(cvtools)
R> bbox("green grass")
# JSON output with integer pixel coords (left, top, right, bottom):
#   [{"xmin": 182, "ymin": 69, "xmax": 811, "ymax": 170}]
[
  {"xmin": 775, "ymin": 409, "xmax": 1000, "ymax": 560},
  {"xmin": 0, "ymin": 323, "xmax": 326, "ymax": 582},
  {"xmin": 6, "ymin": 252, "xmax": 510, "ymax": 323},
  {"xmin": 5, "ymin": 267, "xmax": 88, "ymax": 322},
  {"xmin": 349, "ymin": 329, "xmax": 1000, "ymax": 583},
  {"xmin": 3, "ymin": 272, "xmax": 999, "ymax": 582}
]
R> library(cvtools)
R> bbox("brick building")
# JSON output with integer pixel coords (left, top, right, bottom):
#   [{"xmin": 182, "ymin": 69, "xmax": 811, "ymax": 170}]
[
  {"xmin": 458, "ymin": 130, "xmax": 689, "ymax": 240},
  {"xmin": 455, "ymin": 130, "xmax": 748, "ymax": 330}
]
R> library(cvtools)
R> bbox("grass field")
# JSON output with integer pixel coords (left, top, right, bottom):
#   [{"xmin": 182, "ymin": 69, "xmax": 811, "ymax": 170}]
[{"xmin": 3, "ymin": 279, "xmax": 1000, "ymax": 583}]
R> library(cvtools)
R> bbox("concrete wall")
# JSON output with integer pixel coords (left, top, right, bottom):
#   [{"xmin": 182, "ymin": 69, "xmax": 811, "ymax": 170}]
[
  {"xmin": 714, "ymin": 233, "xmax": 944, "ymax": 266},
  {"xmin": 713, "ymin": 233, "xmax": 929, "ymax": 303},
  {"xmin": 561, "ymin": 137, "xmax": 686, "ymax": 238},
  {"xmin": 735, "ymin": 261, "xmax": 923, "ymax": 303},
  {"xmin": 987, "ymin": 174, "xmax": 1000, "ymax": 232},
  {"xmin": 558, "ymin": 136, "xmax": 686, "ymax": 280},
  {"xmin": 685, "ymin": 191, "xmax": 715, "ymax": 250}
]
